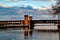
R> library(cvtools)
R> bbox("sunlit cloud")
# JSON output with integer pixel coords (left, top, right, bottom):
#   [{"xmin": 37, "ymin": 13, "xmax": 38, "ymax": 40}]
[{"xmin": 39, "ymin": 8, "xmax": 48, "ymax": 10}]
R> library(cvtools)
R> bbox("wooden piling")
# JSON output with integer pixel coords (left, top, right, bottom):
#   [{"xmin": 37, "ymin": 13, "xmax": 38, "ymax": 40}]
[{"xmin": 58, "ymin": 20, "xmax": 60, "ymax": 31}]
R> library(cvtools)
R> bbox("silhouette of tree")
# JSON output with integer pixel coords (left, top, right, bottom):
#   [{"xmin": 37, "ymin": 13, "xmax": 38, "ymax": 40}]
[
  {"xmin": 51, "ymin": 1, "xmax": 60, "ymax": 30},
  {"xmin": 51, "ymin": 2, "xmax": 60, "ymax": 19},
  {"xmin": 53, "ymin": 2, "xmax": 60, "ymax": 13}
]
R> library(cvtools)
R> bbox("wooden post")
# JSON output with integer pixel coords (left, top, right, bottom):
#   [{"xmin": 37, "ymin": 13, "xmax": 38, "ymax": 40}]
[
  {"xmin": 58, "ymin": 20, "xmax": 60, "ymax": 30},
  {"xmin": 23, "ymin": 15, "xmax": 29, "ymax": 29},
  {"xmin": 29, "ymin": 16, "xmax": 33, "ymax": 30},
  {"xmin": 24, "ymin": 27, "xmax": 28, "ymax": 36}
]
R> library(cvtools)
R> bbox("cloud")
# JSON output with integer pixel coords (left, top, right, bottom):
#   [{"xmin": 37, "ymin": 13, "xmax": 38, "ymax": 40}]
[
  {"xmin": 39, "ymin": 8, "xmax": 48, "ymax": 10},
  {"xmin": 0, "ymin": 3, "xmax": 3, "ymax": 7},
  {"xmin": 0, "ymin": 5, "xmax": 58, "ymax": 20},
  {"xmin": 5, "ymin": 0, "xmax": 20, "ymax": 2},
  {"xmin": 0, "ymin": 3, "xmax": 11, "ymax": 8},
  {"xmin": 17, "ymin": 10, "xmax": 24, "ymax": 14},
  {"xmin": 0, "ymin": 15, "xmax": 23, "ymax": 20}
]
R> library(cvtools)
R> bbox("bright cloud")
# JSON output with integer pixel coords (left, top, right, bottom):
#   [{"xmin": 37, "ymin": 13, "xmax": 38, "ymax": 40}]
[{"xmin": 39, "ymin": 8, "xmax": 48, "ymax": 10}]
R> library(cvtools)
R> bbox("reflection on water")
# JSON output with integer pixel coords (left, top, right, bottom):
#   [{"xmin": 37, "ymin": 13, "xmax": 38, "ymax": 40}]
[
  {"xmin": 0, "ymin": 29, "xmax": 59, "ymax": 40},
  {"xmin": 24, "ymin": 30, "xmax": 33, "ymax": 40}
]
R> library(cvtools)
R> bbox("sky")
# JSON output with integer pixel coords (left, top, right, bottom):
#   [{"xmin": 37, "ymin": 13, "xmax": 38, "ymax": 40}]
[
  {"xmin": 0, "ymin": 0, "xmax": 58, "ymax": 20},
  {"xmin": 0, "ymin": 0, "xmax": 57, "ymax": 9}
]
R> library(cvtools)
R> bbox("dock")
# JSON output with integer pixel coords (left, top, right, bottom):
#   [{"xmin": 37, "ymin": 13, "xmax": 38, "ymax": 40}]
[{"xmin": 0, "ymin": 15, "xmax": 59, "ymax": 31}]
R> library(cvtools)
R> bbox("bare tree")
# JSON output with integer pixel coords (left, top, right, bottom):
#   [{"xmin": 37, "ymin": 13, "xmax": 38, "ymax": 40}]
[
  {"xmin": 51, "ymin": 2, "xmax": 60, "ymax": 19},
  {"xmin": 51, "ymin": 2, "xmax": 60, "ymax": 30}
]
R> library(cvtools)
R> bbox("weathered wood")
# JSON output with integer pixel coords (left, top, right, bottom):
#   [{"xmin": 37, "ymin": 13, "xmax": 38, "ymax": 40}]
[{"xmin": 58, "ymin": 20, "xmax": 60, "ymax": 30}]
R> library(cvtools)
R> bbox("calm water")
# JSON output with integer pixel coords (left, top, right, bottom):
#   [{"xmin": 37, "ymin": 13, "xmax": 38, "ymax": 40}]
[{"xmin": 0, "ymin": 29, "xmax": 59, "ymax": 40}]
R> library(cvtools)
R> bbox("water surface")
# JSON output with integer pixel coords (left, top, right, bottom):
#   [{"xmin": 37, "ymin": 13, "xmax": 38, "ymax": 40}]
[{"xmin": 0, "ymin": 30, "xmax": 59, "ymax": 40}]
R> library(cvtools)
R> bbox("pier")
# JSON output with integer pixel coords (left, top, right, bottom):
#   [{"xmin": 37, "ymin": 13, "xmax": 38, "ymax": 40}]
[{"xmin": 0, "ymin": 15, "xmax": 59, "ymax": 31}]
